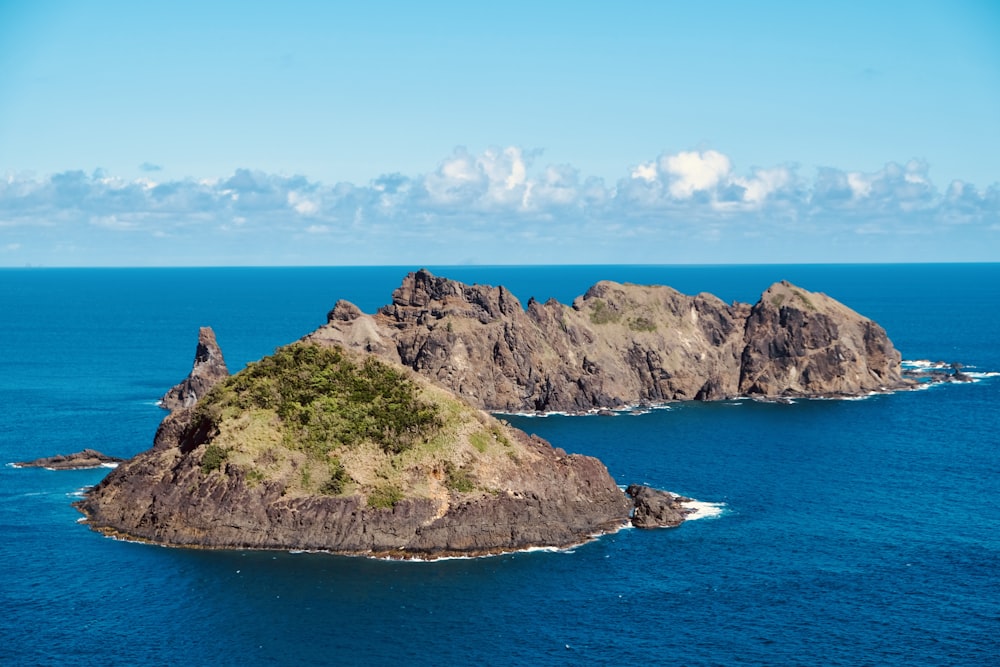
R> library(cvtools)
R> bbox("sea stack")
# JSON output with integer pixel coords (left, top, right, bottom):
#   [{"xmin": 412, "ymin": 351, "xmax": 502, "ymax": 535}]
[{"xmin": 160, "ymin": 326, "xmax": 230, "ymax": 412}]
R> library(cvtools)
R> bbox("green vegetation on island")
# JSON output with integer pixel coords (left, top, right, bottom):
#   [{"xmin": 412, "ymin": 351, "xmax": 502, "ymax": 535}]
[{"xmin": 187, "ymin": 342, "xmax": 519, "ymax": 508}]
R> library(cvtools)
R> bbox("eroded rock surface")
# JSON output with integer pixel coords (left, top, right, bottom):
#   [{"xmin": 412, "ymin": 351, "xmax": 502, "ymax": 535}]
[
  {"xmin": 626, "ymin": 484, "xmax": 694, "ymax": 528},
  {"xmin": 160, "ymin": 327, "xmax": 229, "ymax": 412},
  {"xmin": 305, "ymin": 270, "xmax": 907, "ymax": 412}
]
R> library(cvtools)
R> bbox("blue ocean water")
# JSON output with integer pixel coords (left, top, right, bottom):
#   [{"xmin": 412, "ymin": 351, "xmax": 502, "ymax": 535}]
[{"xmin": 1, "ymin": 264, "xmax": 998, "ymax": 666}]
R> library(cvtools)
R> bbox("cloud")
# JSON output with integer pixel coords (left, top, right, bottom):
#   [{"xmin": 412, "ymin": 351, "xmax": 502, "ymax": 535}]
[
  {"xmin": 662, "ymin": 150, "xmax": 732, "ymax": 199},
  {"xmin": 1, "ymin": 147, "xmax": 997, "ymax": 265},
  {"xmin": 138, "ymin": 162, "xmax": 163, "ymax": 172}
]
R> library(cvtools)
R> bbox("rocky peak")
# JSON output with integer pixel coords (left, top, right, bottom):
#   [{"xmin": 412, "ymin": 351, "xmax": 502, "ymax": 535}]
[
  {"xmin": 305, "ymin": 271, "xmax": 910, "ymax": 411},
  {"xmin": 160, "ymin": 327, "xmax": 230, "ymax": 412},
  {"xmin": 328, "ymin": 300, "xmax": 363, "ymax": 322},
  {"xmin": 380, "ymin": 269, "xmax": 523, "ymax": 325},
  {"xmin": 739, "ymin": 281, "xmax": 902, "ymax": 396}
]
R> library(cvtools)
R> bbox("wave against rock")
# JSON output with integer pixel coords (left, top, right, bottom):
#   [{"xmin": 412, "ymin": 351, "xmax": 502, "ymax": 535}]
[
  {"xmin": 14, "ymin": 449, "xmax": 124, "ymax": 470},
  {"xmin": 305, "ymin": 270, "xmax": 908, "ymax": 412}
]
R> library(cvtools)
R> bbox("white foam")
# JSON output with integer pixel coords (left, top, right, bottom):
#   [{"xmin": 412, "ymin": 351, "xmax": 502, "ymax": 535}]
[
  {"xmin": 499, "ymin": 402, "xmax": 674, "ymax": 418},
  {"xmin": 100, "ymin": 462, "xmax": 120, "ymax": 469},
  {"xmin": 681, "ymin": 500, "xmax": 726, "ymax": 520},
  {"xmin": 903, "ymin": 359, "xmax": 951, "ymax": 370}
]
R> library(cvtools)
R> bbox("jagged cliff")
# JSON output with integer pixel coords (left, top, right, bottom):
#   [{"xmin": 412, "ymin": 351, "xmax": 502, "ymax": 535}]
[{"xmin": 305, "ymin": 270, "xmax": 907, "ymax": 412}]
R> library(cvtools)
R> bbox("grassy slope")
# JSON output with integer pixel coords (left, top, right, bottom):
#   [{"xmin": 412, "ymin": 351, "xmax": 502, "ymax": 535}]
[{"xmin": 191, "ymin": 342, "xmax": 526, "ymax": 508}]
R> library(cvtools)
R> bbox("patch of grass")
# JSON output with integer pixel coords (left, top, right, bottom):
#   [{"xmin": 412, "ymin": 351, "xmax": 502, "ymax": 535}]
[
  {"xmin": 490, "ymin": 424, "xmax": 510, "ymax": 447},
  {"xmin": 588, "ymin": 298, "xmax": 619, "ymax": 325},
  {"xmin": 201, "ymin": 443, "xmax": 227, "ymax": 474},
  {"xmin": 770, "ymin": 294, "xmax": 786, "ymax": 307},
  {"xmin": 245, "ymin": 468, "xmax": 265, "ymax": 486},
  {"xmin": 470, "ymin": 431, "xmax": 490, "ymax": 453},
  {"xmin": 792, "ymin": 288, "xmax": 816, "ymax": 311},
  {"xmin": 319, "ymin": 458, "xmax": 349, "ymax": 495},
  {"xmin": 444, "ymin": 461, "xmax": 476, "ymax": 493},
  {"xmin": 627, "ymin": 316, "xmax": 657, "ymax": 332},
  {"xmin": 367, "ymin": 484, "xmax": 403, "ymax": 509}
]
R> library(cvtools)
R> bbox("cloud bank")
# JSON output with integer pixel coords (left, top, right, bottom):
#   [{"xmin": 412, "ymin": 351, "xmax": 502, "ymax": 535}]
[{"xmin": 1, "ymin": 147, "xmax": 997, "ymax": 265}]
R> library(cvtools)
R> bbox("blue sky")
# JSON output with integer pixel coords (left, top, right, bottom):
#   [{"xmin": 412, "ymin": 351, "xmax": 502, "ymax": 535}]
[{"xmin": 1, "ymin": 1, "xmax": 998, "ymax": 266}]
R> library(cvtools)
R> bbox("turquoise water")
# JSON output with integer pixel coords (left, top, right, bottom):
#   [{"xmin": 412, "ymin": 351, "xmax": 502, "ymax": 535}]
[{"xmin": 2, "ymin": 265, "xmax": 998, "ymax": 665}]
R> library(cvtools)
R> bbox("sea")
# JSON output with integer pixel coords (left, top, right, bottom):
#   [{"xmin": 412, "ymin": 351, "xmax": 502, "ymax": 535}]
[{"xmin": 1, "ymin": 264, "xmax": 998, "ymax": 666}]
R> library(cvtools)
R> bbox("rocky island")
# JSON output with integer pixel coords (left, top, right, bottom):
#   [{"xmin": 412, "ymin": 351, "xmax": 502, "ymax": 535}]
[
  {"xmin": 76, "ymin": 271, "xmax": 910, "ymax": 558},
  {"xmin": 306, "ymin": 270, "xmax": 910, "ymax": 411},
  {"xmin": 77, "ymin": 335, "xmax": 658, "ymax": 558}
]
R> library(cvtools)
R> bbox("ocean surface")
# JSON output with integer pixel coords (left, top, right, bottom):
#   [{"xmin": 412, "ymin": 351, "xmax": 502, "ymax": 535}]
[{"xmin": 2, "ymin": 264, "xmax": 998, "ymax": 666}]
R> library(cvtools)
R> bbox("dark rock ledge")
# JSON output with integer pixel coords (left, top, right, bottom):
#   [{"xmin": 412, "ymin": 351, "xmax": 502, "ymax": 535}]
[{"xmin": 13, "ymin": 449, "xmax": 125, "ymax": 470}]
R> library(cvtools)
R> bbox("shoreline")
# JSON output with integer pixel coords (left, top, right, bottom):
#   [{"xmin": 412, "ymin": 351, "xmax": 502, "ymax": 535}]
[
  {"xmin": 498, "ymin": 358, "xmax": 994, "ymax": 417},
  {"xmin": 74, "ymin": 492, "xmax": 726, "ymax": 562}
]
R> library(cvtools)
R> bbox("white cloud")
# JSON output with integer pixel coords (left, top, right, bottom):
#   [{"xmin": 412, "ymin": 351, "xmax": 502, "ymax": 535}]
[
  {"xmin": 631, "ymin": 161, "xmax": 657, "ymax": 183},
  {"xmin": 661, "ymin": 150, "xmax": 732, "ymax": 199},
  {"xmin": 732, "ymin": 166, "xmax": 793, "ymax": 207},
  {"xmin": 847, "ymin": 172, "xmax": 872, "ymax": 198},
  {"xmin": 1, "ymin": 147, "xmax": 996, "ymax": 265},
  {"xmin": 287, "ymin": 191, "xmax": 319, "ymax": 216}
]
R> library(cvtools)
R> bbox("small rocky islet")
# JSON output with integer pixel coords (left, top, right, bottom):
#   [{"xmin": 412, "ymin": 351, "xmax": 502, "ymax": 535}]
[
  {"xmin": 14, "ymin": 449, "xmax": 125, "ymax": 470},
  {"xmin": 74, "ymin": 271, "xmax": 933, "ymax": 558}
]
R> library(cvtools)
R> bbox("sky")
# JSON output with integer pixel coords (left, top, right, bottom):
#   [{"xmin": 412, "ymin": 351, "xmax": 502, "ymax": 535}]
[{"xmin": 1, "ymin": 0, "xmax": 998, "ymax": 266}]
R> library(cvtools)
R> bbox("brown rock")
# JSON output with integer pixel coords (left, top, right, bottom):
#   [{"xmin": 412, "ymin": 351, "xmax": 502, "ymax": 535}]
[
  {"xmin": 738, "ymin": 281, "xmax": 903, "ymax": 397},
  {"xmin": 626, "ymin": 484, "xmax": 694, "ymax": 528},
  {"xmin": 77, "ymin": 343, "xmax": 633, "ymax": 559},
  {"xmin": 160, "ymin": 327, "xmax": 229, "ymax": 412},
  {"xmin": 305, "ymin": 270, "xmax": 908, "ymax": 411}
]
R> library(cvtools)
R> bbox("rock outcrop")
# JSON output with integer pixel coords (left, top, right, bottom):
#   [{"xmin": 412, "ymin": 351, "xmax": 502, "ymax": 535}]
[
  {"xmin": 77, "ymin": 341, "xmax": 635, "ymax": 558},
  {"xmin": 626, "ymin": 484, "xmax": 694, "ymax": 528},
  {"xmin": 160, "ymin": 326, "xmax": 229, "ymax": 412},
  {"xmin": 14, "ymin": 449, "xmax": 124, "ymax": 470},
  {"xmin": 305, "ymin": 270, "xmax": 907, "ymax": 412}
]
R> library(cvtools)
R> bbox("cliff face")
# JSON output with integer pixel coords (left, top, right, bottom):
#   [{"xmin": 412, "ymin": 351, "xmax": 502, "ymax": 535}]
[
  {"xmin": 738, "ymin": 281, "xmax": 902, "ymax": 396},
  {"xmin": 78, "ymin": 429, "xmax": 631, "ymax": 557},
  {"xmin": 78, "ymin": 342, "xmax": 632, "ymax": 558},
  {"xmin": 305, "ymin": 270, "xmax": 905, "ymax": 412}
]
